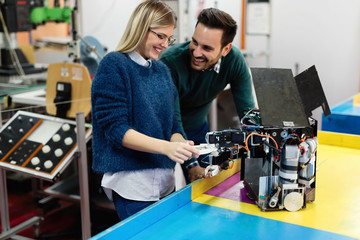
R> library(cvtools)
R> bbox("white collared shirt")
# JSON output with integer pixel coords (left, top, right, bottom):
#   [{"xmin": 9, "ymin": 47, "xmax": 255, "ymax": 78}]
[
  {"xmin": 213, "ymin": 56, "xmax": 222, "ymax": 73},
  {"xmin": 202, "ymin": 56, "xmax": 222, "ymax": 73},
  {"xmin": 127, "ymin": 50, "xmax": 152, "ymax": 68},
  {"xmin": 101, "ymin": 51, "xmax": 175, "ymax": 201}
]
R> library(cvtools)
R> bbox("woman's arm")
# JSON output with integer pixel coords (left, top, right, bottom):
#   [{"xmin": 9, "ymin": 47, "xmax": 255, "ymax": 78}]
[
  {"xmin": 170, "ymin": 133, "xmax": 192, "ymax": 144},
  {"xmin": 122, "ymin": 129, "xmax": 200, "ymax": 164}
]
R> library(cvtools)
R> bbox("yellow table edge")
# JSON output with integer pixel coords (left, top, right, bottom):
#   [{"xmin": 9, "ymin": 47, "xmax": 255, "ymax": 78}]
[
  {"xmin": 191, "ymin": 159, "xmax": 241, "ymax": 200},
  {"xmin": 318, "ymin": 130, "xmax": 360, "ymax": 149}
]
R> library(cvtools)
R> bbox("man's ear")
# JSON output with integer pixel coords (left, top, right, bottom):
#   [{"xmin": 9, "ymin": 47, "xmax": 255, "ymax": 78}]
[{"xmin": 221, "ymin": 43, "xmax": 232, "ymax": 57}]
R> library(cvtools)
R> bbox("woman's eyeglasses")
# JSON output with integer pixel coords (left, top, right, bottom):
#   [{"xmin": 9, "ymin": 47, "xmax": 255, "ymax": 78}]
[{"xmin": 149, "ymin": 29, "xmax": 176, "ymax": 46}]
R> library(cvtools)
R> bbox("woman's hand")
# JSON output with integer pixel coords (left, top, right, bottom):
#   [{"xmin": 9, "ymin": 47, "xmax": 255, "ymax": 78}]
[
  {"xmin": 122, "ymin": 130, "xmax": 199, "ymax": 163},
  {"xmin": 164, "ymin": 142, "xmax": 200, "ymax": 164}
]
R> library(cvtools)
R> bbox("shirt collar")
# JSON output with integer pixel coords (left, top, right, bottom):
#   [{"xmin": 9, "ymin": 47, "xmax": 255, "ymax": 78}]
[
  {"xmin": 202, "ymin": 57, "xmax": 222, "ymax": 74},
  {"xmin": 127, "ymin": 51, "xmax": 152, "ymax": 68},
  {"xmin": 213, "ymin": 57, "xmax": 222, "ymax": 74}
]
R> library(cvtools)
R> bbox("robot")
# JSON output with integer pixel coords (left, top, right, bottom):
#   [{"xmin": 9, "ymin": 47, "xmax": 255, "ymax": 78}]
[{"xmin": 198, "ymin": 65, "xmax": 330, "ymax": 212}]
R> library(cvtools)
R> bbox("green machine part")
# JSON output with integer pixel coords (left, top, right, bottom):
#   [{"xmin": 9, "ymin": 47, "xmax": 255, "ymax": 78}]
[{"xmin": 30, "ymin": 7, "xmax": 73, "ymax": 24}]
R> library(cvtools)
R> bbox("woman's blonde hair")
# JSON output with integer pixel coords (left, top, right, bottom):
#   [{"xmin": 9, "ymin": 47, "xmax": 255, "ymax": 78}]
[{"xmin": 115, "ymin": 0, "xmax": 177, "ymax": 53}]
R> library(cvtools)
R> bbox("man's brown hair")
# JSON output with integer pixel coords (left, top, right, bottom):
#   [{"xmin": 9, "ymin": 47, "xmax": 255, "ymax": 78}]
[{"xmin": 196, "ymin": 8, "xmax": 237, "ymax": 47}]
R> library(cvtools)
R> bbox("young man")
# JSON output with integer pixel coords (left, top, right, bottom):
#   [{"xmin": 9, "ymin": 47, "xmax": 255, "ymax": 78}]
[{"xmin": 160, "ymin": 8, "xmax": 255, "ymax": 183}]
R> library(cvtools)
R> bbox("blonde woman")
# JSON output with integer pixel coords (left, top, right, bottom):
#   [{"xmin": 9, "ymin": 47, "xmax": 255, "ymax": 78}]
[{"xmin": 91, "ymin": 0, "xmax": 199, "ymax": 220}]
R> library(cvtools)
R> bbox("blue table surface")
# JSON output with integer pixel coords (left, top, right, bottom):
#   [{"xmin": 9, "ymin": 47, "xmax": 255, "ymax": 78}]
[
  {"xmin": 94, "ymin": 201, "xmax": 355, "ymax": 240},
  {"xmin": 135, "ymin": 202, "xmax": 356, "ymax": 240},
  {"xmin": 329, "ymin": 98, "xmax": 360, "ymax": 116}
]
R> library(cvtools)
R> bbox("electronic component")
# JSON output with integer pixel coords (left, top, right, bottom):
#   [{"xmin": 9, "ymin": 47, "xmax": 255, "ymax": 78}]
[
  {"xmin": 198, "ymin": 65, "xmax": 330, "ymax": 212},
  {"xmin": 0, "ymin": 111, "xmax": 91, "ymax": 181},
  {"xmin": 204, "ymin": 119, "xmax": 317, "ymax": 211}
]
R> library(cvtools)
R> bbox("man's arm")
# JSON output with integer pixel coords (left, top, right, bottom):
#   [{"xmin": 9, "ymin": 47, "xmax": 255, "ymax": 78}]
[{"xmin": 229, "ymin": 50, "xmax": 256, "ymax": 119}]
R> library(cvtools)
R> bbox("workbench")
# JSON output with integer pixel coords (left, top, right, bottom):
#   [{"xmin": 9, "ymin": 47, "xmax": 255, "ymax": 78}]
[
  {"xmin": 90, "ymin": 131, "xmax": 360, "ymax": 240},
  {"xmin": 322, "ymin": 93, "xmax": 360, "ymax": 135}
]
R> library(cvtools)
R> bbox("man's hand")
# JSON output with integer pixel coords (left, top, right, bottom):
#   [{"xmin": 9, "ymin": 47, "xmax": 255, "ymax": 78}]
[
  {"xmin": 188, "ymin": 165, "xmax": 205, "ymax": 183},
  {"xmin": 205, "ymin": 165, "xmax": 220, "ymax": 177}
]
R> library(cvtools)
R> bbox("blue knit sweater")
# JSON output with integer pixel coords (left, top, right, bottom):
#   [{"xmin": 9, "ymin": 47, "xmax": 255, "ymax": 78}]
[{"xmin": 91, "ymin": 52, "xmax": 184, "ymax": 173}]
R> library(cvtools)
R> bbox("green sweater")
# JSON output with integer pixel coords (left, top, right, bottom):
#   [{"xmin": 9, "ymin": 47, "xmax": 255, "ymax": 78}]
[{"xmin": 161, "ymin": 41, "xmax": 255, "ymax": 130}]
